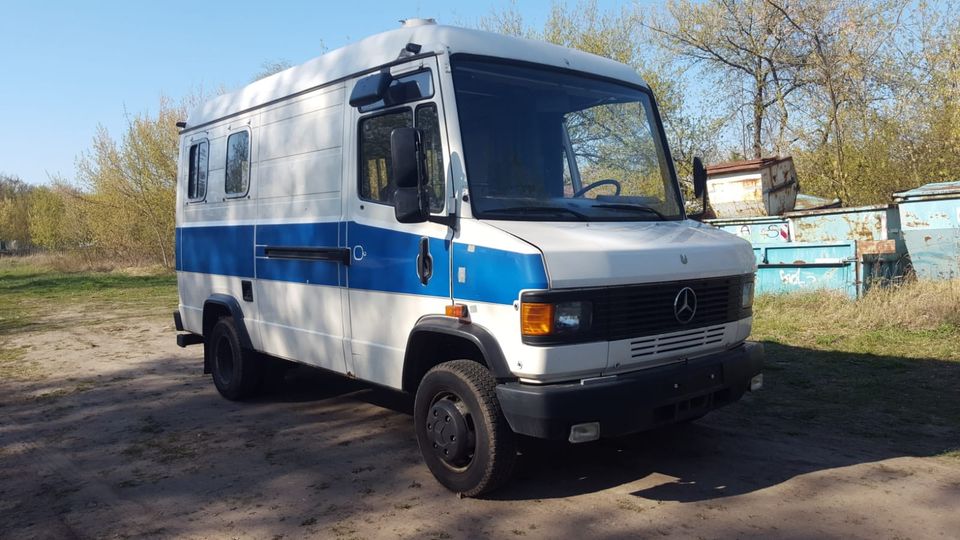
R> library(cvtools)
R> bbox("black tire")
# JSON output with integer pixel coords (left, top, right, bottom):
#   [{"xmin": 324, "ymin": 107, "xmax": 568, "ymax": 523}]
[
  {"xmin": 207, "ymin": 317, "xmax": 262, "ymax": 400},
  {"xmin": 414, "ymin": 360, "xmax": 517, "ymax": 497}
]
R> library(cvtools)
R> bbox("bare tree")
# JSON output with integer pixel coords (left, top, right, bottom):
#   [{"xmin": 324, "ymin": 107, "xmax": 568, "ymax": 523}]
[{"xmin": 642, "ymin": 0, "xmax": 809, "ymax": 158}]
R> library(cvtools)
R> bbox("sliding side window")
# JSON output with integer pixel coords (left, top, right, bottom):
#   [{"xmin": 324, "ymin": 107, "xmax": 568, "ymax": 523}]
[
  {"xmin": 187, "ymin": 140, "xmax": 208, "ymax": 201},
  {"xmin": 225, "ymin": 130, "xmax": 250, "ymax": 197}
]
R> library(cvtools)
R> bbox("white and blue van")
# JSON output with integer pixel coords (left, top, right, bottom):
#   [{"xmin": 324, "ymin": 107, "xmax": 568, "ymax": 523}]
[{"xmin": 173, "ymin": 19, "xmax": 763, "ymax": 496}]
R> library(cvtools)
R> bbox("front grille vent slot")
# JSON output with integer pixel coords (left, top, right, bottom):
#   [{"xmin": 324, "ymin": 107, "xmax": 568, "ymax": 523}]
[{"xmin": 630, "ymin": 325, "xmax": 726, "ymax": 358}]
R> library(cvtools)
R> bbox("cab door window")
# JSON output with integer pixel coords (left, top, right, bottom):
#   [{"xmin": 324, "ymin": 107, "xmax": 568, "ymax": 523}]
[
  {"xmin": 359, "ymin": 109, "xmax": 413, "ymax": 205},
  {"xmin": 358, "ymin": 104, "xmax": 445, "ymax": 211}
]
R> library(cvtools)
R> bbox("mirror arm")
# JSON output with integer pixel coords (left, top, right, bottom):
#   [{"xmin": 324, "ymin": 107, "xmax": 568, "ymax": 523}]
[{"xmin": 428, "ymin": 213, "xmax": 457, "ymax": 228}]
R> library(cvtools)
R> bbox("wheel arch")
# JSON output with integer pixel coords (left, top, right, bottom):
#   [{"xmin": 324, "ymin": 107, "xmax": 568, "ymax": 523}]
[
  {"xmin": 202, "ymin": 294, "xmax": 253, "ymax": 374},
  {"xmin": 401, "ymin": 315, "xmax": 515, "ymax": 393}
]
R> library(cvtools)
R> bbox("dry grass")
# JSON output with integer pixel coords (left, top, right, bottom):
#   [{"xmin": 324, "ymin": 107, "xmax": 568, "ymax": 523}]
[
  {"xmin": 0, "ymin": 347, "xmax": 43, "ymax": 381},
  {"xmin": 756, "ymin": 278, "xmax": 960, "ymax": 332},
  {"xmin": 2, "ymin": 251, "xmax": 168, "ymax": 274},
  {"xmin": 753, "ymin": 279, "xmax": 960, "ymax": 362},
  {"xmin": 850, "ymin": 279, "xmax": 960, "ymax": 330}
]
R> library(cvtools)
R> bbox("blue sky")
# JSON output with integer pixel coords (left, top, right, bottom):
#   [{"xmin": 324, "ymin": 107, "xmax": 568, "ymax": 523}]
[{"xmin": 0, "ymin": 0, "xmax": 637, "ymax": 185}]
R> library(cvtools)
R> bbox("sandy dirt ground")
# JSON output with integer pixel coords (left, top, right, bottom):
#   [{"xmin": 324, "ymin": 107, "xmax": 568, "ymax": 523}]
[{"xmin": 2, "ymin": 306, "xmax": 959, "ymax": 540}]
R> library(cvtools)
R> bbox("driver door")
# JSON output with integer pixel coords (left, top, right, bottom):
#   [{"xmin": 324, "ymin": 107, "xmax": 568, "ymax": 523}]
[{"xmin": 342, "ymin": 57, "xmax": 453, "ymax": 389}]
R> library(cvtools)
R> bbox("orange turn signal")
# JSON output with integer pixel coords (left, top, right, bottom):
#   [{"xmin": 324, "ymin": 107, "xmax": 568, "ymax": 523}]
[
  {"xmin": 445, "ymin": 304, "xmax": 468, "ymax": 319},
  {"xmin": 521, "ymin": 302, "xmax": 554, "ymax": 336}
]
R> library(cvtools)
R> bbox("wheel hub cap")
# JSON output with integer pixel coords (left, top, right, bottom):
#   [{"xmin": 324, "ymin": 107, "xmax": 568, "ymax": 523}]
[{"xmin": 427, "ymin": 398, "xmax": 471, "ymax": 466}]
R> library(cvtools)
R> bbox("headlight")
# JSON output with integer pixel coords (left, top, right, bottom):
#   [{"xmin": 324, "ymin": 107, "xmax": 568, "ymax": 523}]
[
  {"xmin": 520, "ymin": 301, "xmax": 592, "ymax": 336},
  {"xmin": 741, "ymin": 281, "xmax": 755, "ymax": 308},
  {"xmin": 555, "ymin": 301, "xmax": 592, "ymax": 333}
]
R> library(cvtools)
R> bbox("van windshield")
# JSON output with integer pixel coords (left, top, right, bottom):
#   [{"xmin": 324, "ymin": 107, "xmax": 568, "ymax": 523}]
[{"xmin": 451, "ymin": 57, "xmax": 683, "ymax": 221}]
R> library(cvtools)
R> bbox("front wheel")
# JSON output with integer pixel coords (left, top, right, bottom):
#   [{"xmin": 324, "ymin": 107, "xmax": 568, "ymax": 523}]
[{"xmin": 414, "ymin": 360, "xmax": 517, "ymax": 497}]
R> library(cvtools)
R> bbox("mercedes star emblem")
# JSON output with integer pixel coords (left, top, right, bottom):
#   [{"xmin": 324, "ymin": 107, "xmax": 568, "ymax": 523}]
[{"xmin": 674, "ymin": 287, "xmax": 697, "ymax": 324}]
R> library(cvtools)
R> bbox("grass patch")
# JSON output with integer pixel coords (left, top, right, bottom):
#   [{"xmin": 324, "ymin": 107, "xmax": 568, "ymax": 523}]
[
  {"xmin": 748, "ymin": 280, "xmax": 960, "ymax": 454},
  {"xmin": 0, "ymin": 258, "xmax": 176, "ymax": 336},
  {"xmin": 0, "ymin": 346, "xmax": 43, "ymax": 380},
  {"xmin": 753, "ymin": 279, "xmax": 960, "ymax": 360}
]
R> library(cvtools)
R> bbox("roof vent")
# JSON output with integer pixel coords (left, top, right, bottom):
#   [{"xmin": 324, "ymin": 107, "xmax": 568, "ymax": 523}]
[{"xmin": 400, "ymin": 18, "xmax": 436, "ymax": 28}]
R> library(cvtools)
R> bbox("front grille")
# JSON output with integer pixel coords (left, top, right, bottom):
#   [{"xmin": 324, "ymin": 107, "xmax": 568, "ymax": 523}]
[
  {"xmin": 595, "ymin": 275, "xmax": 744, "ymax": 341},
  {"xmin": 521, "ymin": 274, "xmax": 749, "ymax": 345}
]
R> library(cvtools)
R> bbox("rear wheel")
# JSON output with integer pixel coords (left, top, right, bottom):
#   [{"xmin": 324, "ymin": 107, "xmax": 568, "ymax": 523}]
[
  {"xmin": 207, "ymin": 317, "xmax": 261, "ymax": 400},
  {"xmin": 414, "ymin": 360, "xmax": 517, "ymax": 497}
]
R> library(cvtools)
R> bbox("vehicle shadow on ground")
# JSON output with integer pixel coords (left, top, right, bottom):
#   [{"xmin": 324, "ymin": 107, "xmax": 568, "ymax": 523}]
[
  {"xmin": 250, "ymin": 340, "xmax": 960, "ymax": 503},
  {"xmin": 487, "ymin": 340, "xmax": 960, "ymax": 501},
  {"xmin": 3, "ymin": 340, "xmax": 958, "ymax": 539}
]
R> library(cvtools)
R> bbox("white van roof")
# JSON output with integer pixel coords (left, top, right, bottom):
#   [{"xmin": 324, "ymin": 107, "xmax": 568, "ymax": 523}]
[{"xmin": 184, "ymin": 22, "xmax": 648, "ymax": 130}]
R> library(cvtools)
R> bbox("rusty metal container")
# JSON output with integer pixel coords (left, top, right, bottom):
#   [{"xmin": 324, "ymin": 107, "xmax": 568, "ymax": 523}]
[
  {"xmin": 893, "ymin": 181, "xmax": 960, "ymax": 280},
  {"xmin": 706, "ymin": 157, "xmax": 798, "ymax": 218},
  {"xmin": 711, "ymin": 202, "xmax": 909, "ymax": 296},
  {"xmin": 706, "ymin": 215, "xmax": 791, "ymax": 244},
  {"xmin": 784, "ymin": 204, "xmax": 907, "ymax": 291}
]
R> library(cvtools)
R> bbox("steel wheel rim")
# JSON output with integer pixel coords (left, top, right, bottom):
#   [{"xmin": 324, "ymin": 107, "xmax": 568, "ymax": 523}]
[{"xmin": 425, "ymin": 391, "xmax": 476, "ymax": 470}]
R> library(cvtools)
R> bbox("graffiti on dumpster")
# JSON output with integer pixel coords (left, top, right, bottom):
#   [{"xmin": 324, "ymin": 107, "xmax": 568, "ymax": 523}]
[
  {"xmin": 737, "ymin": 223, "xmax": 789, "ymax": 241},
  {"xmin": 778, "ymin": 267, "xmax": 839, "ymax": 288}
]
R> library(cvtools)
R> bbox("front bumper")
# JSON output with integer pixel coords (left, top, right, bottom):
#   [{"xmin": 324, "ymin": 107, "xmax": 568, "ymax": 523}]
[{"xmin": 495, "ymin": 341, "xmax": 763, "ymax": 440}]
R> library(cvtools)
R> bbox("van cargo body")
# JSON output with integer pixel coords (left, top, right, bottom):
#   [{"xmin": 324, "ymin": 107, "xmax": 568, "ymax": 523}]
[{"xmin": 173, "ymin": 20, "xmax": 763, "ymax": 496}]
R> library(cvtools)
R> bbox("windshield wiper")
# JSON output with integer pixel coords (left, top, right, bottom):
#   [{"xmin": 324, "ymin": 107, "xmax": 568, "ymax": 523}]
[
  {"xmin": 484, "ymin": 205, "xmax": 589, "ymax": 221},
  {"xmin": 590, "ymin": 203, "xmax": 667, "ymax": 220}
]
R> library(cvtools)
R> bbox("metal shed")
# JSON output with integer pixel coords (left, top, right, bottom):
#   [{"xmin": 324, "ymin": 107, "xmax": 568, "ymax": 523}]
[{"xmin": 705, "ymin": 157, "xmax": 799, "ymax": 218}]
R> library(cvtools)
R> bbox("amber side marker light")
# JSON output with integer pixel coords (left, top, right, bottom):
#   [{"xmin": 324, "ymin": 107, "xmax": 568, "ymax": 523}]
[
  {"xmin": 445, "ymin": 304, "xmax": 469, "ymax": 320},
  {"xmin": 521, "ymin": 302, "xmax": 554, "ymax": 336}
]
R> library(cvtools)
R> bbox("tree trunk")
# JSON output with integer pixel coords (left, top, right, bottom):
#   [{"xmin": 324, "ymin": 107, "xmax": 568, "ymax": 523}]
[{"xmin": 753, "ymin": 67, "xmax": 764, "ymax": 159}]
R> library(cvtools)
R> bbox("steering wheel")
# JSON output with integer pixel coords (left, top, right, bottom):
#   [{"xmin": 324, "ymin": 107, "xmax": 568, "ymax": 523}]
[{"xmin": 573, "ymin": 179, "xmax": 621, "ymax": 198}]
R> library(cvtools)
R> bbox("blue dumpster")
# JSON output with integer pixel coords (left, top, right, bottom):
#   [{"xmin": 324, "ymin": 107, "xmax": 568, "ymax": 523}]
[
  {"xmin": 753, "ymin": 242, "xmax": 859, "ymax": 298},
  {"xmin": 784, "ymin": 204, "xmax": 907, "ymax": 290},
  {"xmin": 893, "ymin": 181, "xmax": 960, "ymax": 280}
]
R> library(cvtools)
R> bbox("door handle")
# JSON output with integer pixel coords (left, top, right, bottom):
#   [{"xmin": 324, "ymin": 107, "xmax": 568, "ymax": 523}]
[{"xmin": 416, "ymin": 236, "xmax": 433, "ymax": 285}]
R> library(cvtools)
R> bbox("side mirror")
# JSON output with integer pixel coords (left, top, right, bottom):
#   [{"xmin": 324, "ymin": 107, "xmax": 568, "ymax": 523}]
[
  {"xmin": 391, "ymin": 127, "xmax": 429, "ymax": 223},
  {"xmin": 693, "ymin": 156, "xmax": 707, "ymax": 199},
  {"xmin": 688, "ymin": 156, "xmax": 710, "ymax": 221},
  {"xmin": 349, "ymin": 71, "xmax": 391, "ymax": 108}
]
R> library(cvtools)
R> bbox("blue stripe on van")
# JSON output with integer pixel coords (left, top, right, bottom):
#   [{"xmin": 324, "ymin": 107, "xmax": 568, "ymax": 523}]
[
  {"xmin": 179, "ymin": 224, "xmax": 255, "ymax": 278},
  {"xmin": 347, "ymin": 223, "xmax": 451, "ymax": 297},
  {"xmin": 175, "ymin": 222, "xmax": 547, "ymax": 304},
  {"xmin": 257, "ymin": 221, "xmax": 340, "ymax": 247},
  {"xmin": 175, "ymin": 227, "xmax": 183, "ymax": 271},
  {"xmin": 452, "ymin": 243, "xmax": 548, "ymax": 304},
  {"xmin": 255, "ymin": 222, "xmax": 342, "ymax": 286}
]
